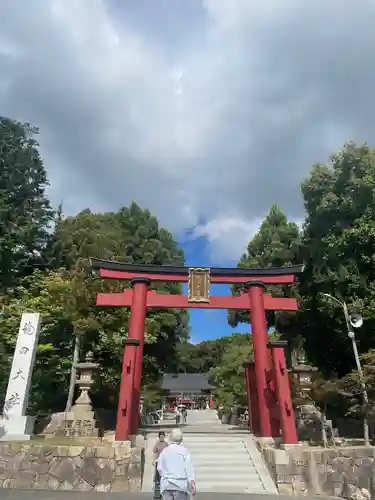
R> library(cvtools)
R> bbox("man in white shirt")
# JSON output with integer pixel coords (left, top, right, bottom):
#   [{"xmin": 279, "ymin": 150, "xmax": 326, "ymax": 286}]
[{"xmin": 157, "ymin": 428, "xmax": 196, "ymax": 500}]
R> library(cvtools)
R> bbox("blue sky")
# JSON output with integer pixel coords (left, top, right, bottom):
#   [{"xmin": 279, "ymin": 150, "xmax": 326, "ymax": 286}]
[{"xmin": 180, "ymin": 231, "xmax": 250, "ymax": 344}]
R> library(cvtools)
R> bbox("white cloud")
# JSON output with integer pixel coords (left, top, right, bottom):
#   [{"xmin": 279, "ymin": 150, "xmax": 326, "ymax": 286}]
[
  {"xmin": 1, "ymin": 0, "xmax": 375, "ymax": 260},
  {"xmin": 193, "ymin": 215, "xmax": 263, "ymax": 263}
]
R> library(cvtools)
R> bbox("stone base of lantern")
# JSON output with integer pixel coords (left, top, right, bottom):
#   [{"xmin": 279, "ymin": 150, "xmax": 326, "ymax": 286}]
[
  {"xmin": 41, "ymin": 412, "xmax": 100, "ymax": 439},
  {"xmin": 66, "ymin": 409, "xmax": 96, "ymax": 420},
  {"xmin": 44, "ymin": 399, "xmax": 100, "ymax": 438},
  {"xmin": 46, "ymin": 417, "xmax": 99, "ymax": 438},
  {"xmin": 60, "ymin": 418, "xmax": 99, "ymax": 438},
  {"xmin": 0, "ymin": 415, "xmax": 35, "ymax": 441}
]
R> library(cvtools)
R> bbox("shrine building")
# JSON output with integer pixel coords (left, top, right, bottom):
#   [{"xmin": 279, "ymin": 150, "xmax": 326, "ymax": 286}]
[{"xmin": 161, "ymin": 373, "xmax": 215, "ymax": 408}]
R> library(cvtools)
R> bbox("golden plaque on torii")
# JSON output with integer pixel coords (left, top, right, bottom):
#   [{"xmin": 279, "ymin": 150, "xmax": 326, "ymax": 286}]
[{"xmin": 188, "ymin": 268, "xmax": 211, "ymax": 303}]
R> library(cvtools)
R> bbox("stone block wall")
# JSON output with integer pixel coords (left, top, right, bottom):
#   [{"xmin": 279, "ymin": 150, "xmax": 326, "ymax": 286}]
[
  {"xmin": 0, "ymin": 441, "xmax": 143, "ymax": 492},
  {"xmin": 260, "ymin": 443, "xmax": 375, "ymax": 498}
]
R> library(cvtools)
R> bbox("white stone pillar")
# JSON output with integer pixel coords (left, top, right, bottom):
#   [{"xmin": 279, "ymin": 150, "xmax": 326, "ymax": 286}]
[{"xmin": 0, "ymin": 313, "xmax": 42, "ymax": 440}]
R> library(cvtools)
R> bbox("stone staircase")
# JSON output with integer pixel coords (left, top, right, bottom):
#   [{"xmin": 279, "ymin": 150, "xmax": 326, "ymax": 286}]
[
  {"xmin": 142, "ymin": 410, "xmax": 278, "ymax": 494},
  {"xmin": 182, "ymin": 433, "xmax": 276, "ymax": 493}
]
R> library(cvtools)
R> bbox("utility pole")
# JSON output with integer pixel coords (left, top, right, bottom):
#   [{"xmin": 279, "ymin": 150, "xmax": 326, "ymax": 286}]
[{"xmin": 321, "ymin": 293, "xmax": 370, "ymax": 446}]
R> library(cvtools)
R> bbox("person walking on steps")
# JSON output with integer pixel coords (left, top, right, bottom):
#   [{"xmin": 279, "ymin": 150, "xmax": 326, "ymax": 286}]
[
  {"xmin": 182, "ymin": 408, "xmax": 187, "ymax": 424},
  {"xmin": 153, "ymin": 431, "xmax": 168, "ymax": 499},
  {"xmin": 175, "ymin": 407, "xmax": 181, "ymax": 426},
  {"xmin": 157, "ymin": 428, "xmax": 196, "ymax": 500}
]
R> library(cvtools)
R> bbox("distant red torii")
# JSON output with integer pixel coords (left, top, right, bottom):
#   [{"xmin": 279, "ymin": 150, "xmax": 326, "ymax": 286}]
[{"xmin": 91, "ymin": 258, "xmax": 304, "ymax": 445}]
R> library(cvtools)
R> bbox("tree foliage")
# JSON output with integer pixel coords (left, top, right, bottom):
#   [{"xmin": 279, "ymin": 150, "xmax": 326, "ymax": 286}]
[
  {"xmin": 0, "ymin": 118, "xmax": 53, "ymax": 292},
  {"xmin": 209, "ymin": 334, "xmax": 253, "ymax": 411},
  {"xmin": 175, "ymin": 337, "xmax": 233, "ymax": 374},
  {"xmin": 228, "ymin": 205, "xmax": 300, "ymax": 342},
  {"xmin": 298, "ymin": 143, "xmax": 375, "ymax": 376}
]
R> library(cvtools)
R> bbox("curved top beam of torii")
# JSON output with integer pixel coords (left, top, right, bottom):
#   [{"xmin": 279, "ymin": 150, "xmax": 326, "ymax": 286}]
[{"xmin": 90, "ymin": 258, "xmax": 305, "ymax": 285}]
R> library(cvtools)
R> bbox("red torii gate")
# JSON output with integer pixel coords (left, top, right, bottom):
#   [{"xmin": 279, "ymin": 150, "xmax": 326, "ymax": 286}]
[{"xmin": 91, "ymin": 258, "xmax": 304, "ymax": 444}]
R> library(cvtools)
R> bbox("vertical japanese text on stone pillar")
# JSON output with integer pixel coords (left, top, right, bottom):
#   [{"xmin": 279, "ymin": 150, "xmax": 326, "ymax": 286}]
[{"xmin": 3, "ymin": 313, "xmax": 42, "ymax": 419}]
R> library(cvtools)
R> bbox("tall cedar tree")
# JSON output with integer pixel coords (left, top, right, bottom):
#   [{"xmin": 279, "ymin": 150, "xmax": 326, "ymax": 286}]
[
  {"xmin": 228, "ymin": 205, "xmax": 300, "ymax": 340},
  {"xmin": 0, "ymin": 118, "xmax": 53, "ymax": 291}
]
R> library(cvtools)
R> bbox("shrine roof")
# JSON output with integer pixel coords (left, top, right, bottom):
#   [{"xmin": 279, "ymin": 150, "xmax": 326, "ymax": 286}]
[
  {"xmin": 161, "ymin": 373, "xmax": 215, "ymax": 392},
  {"xmin": 90, "ymin": 258, "xmax": 304, "ymax": 277}
]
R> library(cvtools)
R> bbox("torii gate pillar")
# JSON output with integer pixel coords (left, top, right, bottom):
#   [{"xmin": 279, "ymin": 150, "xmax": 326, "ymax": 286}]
[
  {"xmin": 245, "ymin": 282, "xmax": 273, "ymax": 437},
  {"xmin": 268, "ymin": 340, "xmax": 298, "ymax": 444},
  {"xmin": 116, "ymin": 278, "xmax": 149, "ymax": 441}
]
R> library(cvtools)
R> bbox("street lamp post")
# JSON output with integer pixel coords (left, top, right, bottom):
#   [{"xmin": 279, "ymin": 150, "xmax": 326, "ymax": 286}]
[{"xmin": 321, "ymin": 293, "xmax": 370, "ymax": 446}]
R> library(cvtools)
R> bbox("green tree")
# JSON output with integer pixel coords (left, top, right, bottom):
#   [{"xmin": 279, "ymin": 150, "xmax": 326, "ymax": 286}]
[
  {"xmin": 0, "ymin": 118, "xmax": 53, "ymax": 291},
  {"xmin": 210, "ymin": 334, "xmax": 254, "ymax": 411},
  {"xmin": 52, "ymin": 203, "xmax": 189, "ymax": 387},
  {"xmin": 338, "ymin": 349, "xmax": 375, "ymax": 419},
  {"xmin": 228, "ymin": 205, "xmax": 301, "ymax": 340},
  {"xmin": 0, "ymin": 270, "xmax": 93, "ymax": 413},
  {"xmin": 175, "ymin": 343, "xmax": 203, "ymax": 373},
  {"xmin": 298, "ymin": 143, "xmax": 375, "ymax": 376},
  {"xmin": 174, "ymin": 336, "xmax": 238, "ymax": 375},
  {"xmin": 209, "ymin": 331, "xmax": 280, "ymax": 411},
  {"xmin": 0, "ymin": 202, "xmax": 189, "ymax": 414}
]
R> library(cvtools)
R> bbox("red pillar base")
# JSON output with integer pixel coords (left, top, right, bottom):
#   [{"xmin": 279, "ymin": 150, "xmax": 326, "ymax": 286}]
[
  {"xmin": 268, "ymin": 340, "xmax": 298, "ymax": 445},
  {"xmin": 115, "ymin": 338, "xmax": 140, "ymax": 441}
]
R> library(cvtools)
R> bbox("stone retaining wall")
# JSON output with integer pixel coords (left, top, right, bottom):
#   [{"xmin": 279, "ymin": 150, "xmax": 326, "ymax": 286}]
[
  {"xmin": 260, "ymin": 442, "xmax": 375, "ymax": 498},
  {"xmin": 0, "ymin": 441, "xmax": 143, "ymax": 492}
]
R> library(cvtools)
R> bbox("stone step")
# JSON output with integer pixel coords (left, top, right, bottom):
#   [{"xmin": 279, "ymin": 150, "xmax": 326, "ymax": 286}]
[
  {"xmin": 183, "ymin": 440, "xmax": 249, "ymax": 446},
  {"xmin": 193, "ymin": 456, "xmax": 256, "ymax": 463},
  {"xmin": 197, "ymin": 487, "xmax": 266, "ymax": 493},
  {"xmin": 194, "ymin": 465, "xmax": 257, "ymax": 472},
  {"xmin": 183, "ymin": 438, "xmax": 248, "ymax": 442},
  {"xmin": 187, "ymin": 446, "xmax": 249, "ymax": 451},
  {"xmin": 187, "ymin": 446, "xmax": 250, "ymax": 452},
  {"xmin": 195, "ymin": 470, "xmax": 260, "ymax": 481},
  {"xmin": 197, "ymin": 486, "xmax": 265, "ymax": 492},
  {"xmin": 192, "ymin": 458, "xmax": 254, "ymax": 467},
  {"xmin": 196, "ymin": 480, "xmax": 266, "ymax": 493},
  {"xmin": 193, "ymin": 460, "xmax": 257, "ymax": 468},
  {"xmin": 186, "ymin": 444, "xmax": 249, "ymax": 451},
  {"xmin": 189, "ymin": 452, "xmax": 251, "ymax": 461},
  {"xmin": 194, "ymin": 460, "xmax": 257, "ymax": 467},
  {"xmin": 191, "ymin": 455, "xmax": 252, "ymax": 461}
]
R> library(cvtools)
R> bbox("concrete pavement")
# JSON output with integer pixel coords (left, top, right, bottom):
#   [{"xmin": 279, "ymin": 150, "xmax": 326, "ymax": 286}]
[{"xmin": 0, "ymin": 491, "xmax": 327, "ymax": 500}]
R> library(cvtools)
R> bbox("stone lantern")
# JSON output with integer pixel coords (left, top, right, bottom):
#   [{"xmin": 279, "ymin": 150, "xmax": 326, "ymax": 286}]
[
  {"xmin": 290, "ymin": 348, "xmax": 317, "ymax": 397},
  {"xmin": 71, "ymin": 351, "xmax": 99, "ymax": 420}
]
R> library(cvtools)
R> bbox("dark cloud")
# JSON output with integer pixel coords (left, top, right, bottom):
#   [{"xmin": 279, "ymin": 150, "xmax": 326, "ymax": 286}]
[
  {"xmin": 106, "ymin": 0, "xmax": 208, "ymax": 59},
  {"xmin": 1, "ymin": 0, "xmax": 375, "ymax": 259}
]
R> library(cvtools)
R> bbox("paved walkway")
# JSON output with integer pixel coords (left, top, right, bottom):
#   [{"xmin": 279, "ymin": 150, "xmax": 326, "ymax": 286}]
[
  {"xmin": 142, "ymin": 409, "xmax": 249, "ymax": 434},
  {"xmin": 0, "ymin": 492, "xmax": 319, "ymax": 500}
]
